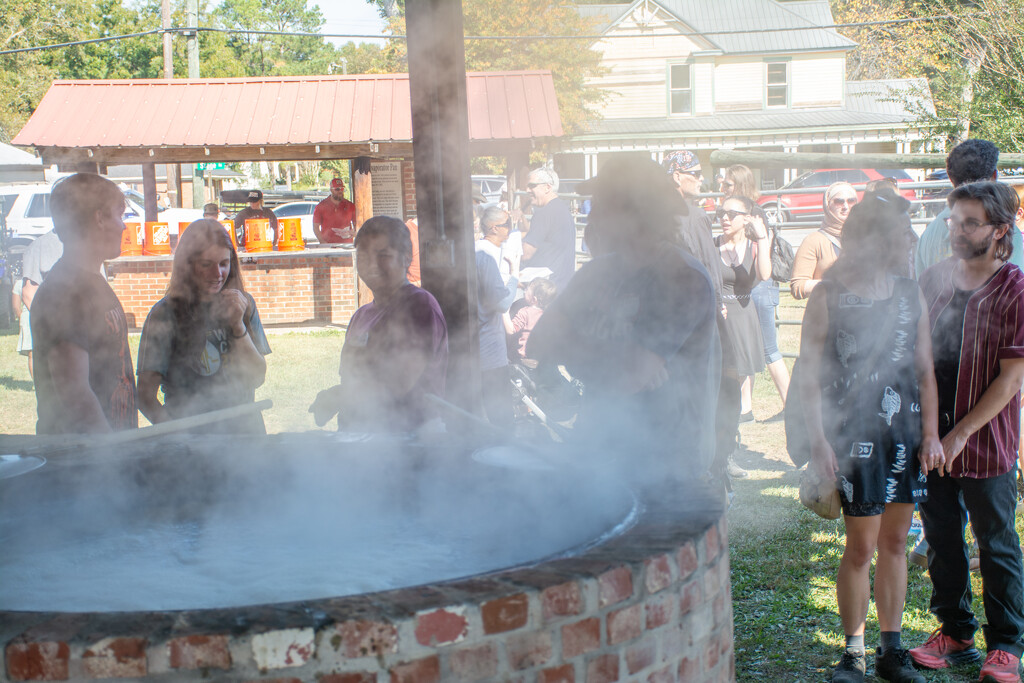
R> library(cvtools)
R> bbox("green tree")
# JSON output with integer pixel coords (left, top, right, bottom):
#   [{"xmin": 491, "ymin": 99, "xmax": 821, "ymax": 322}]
[
  {"xmin": 370, "ymin": 0, "xmax": 604, "ymax": 134},
  {"xmin": 214, "ymin": 0, "xmax": 339, "ymax": 76}
]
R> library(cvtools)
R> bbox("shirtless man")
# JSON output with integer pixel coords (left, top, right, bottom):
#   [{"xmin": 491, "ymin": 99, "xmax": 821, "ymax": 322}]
[{"xmin": 30, "ymin": 173, "xmax": 137, "ymax": 434}]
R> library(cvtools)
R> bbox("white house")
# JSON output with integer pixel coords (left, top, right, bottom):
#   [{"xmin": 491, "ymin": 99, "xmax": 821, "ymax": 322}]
[{"xmin": 554, "ymin": 0, "xmax": 935, "ymax": 187}]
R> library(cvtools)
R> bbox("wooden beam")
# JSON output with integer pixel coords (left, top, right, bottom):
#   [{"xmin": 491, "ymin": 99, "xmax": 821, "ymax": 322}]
[
  {"xmin": 33, "ymin": 140, "xmax": 536, "ymax": 167},
  {"xmin": 710, "ymin": 149, "xmax": 1024, "ymax": 170},
  {"xmin": 407, "ymin": 0, "xmax": 480, "ymax": 416},
  {"xmin": 352, "ymin": 156, "xmax": 373, "ymax": 307},
  {"xmin": 141, "ymin": 163, "xmax": 159, "ymax": 223}
]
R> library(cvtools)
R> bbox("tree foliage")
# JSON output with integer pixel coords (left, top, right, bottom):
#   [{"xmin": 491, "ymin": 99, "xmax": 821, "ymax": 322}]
[
  {"xmin": 832, "ymin": 0, "xmax": 1024, "ymax": 151},
  {"xmin": 371, "ymin": 0, "xmax": 605, "ymax": 134},
  {"xmin": 213, "ymin": 0, "xmax": 337, "ymax": 76}
]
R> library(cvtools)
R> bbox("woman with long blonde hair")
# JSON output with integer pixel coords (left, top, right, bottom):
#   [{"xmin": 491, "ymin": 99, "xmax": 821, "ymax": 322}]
[{"xmin": 137, "ymin": 219, "xmax": 271, "ymax": 433}]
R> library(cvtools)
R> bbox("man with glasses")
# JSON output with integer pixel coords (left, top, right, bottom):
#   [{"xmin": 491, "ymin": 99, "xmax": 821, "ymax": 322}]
[
  {"xmin": 476, "ymin": 206, "xmax": 521, "ymax": 286},
  {"xmin": 916, "ymin": 139, "xmax": 1024, "ymax": 275},
  {"xmin": 913, "ymin": 181, "xmax": 1024, "ymax": 682},
  {"xmin": 521, "ymin": 168, "xmax": 575, "ymax": 289}
]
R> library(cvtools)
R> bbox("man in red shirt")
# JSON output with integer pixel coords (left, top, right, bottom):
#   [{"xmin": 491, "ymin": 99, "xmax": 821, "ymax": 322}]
[
  {"xmin": 313, "ymin": 178, "xmax": 357, "ymax": 244},
  {"xmin": 913, "ymin": 181, "xmax": 1024, "ymax": 682}
]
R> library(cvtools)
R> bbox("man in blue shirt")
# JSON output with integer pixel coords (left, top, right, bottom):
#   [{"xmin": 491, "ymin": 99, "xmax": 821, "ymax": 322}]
[{"xmin": 915, "ymin": 139, "xmax": 1023, "ymax": 275}]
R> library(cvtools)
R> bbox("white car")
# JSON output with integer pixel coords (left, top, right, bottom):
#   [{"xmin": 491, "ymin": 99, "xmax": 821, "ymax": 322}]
[
  {"xmin": 272, "ymin": 201, "xmax": 320, "ymax": 243},
  {"xmin": 2, "ymin": 183, "xmax": 203, "ymax": 240}
]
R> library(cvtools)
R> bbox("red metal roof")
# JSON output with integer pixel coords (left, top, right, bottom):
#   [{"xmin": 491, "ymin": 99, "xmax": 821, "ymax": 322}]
[{"xmin": 13, "ymin": 71, "xmax": 562, "ymax": 149}]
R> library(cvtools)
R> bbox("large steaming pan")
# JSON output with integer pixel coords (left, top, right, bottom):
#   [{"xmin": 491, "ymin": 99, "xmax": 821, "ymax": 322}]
[{"xmin": 0, "ymin": 400, "xmax": 271, "ymax": 479}]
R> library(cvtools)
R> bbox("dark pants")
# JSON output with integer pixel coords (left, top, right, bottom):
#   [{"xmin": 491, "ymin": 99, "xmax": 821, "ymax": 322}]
[
  {"xmin": 919, "ymin": 469, "xmax": 1024, "ymax": 657},
  {"xmin": 481, "ymin": 365, "xmax": 513, "ymax": 430}
]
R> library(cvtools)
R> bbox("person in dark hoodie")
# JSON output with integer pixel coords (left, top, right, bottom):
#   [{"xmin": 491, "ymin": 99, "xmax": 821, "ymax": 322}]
[{"xmin": 528, "ymin": 156, "xmax": 720, "ymax": 485}]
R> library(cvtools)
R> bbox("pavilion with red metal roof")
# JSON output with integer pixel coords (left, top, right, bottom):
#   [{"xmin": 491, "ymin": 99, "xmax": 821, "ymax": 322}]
[{"xmin": 13, "ymin": 71, "xmax": 562, "ymax": 167}]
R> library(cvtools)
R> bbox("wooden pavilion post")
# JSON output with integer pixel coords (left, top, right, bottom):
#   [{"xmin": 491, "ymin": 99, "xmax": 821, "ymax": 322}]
[
  {"xmin": 406, "ymin": 0, "xmax": 481, "ymax": 415},
  {"xmin": 352, "ymin": 156, "xmax": 375, "ymax": 305}
]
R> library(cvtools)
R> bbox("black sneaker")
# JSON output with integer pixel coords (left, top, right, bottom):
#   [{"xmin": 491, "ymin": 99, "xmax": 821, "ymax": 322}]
[
  {"xmin": 832, "ymin": 650, "xmax": 866, "ymax": 683},
  {"xmin": 875, "ymin": 647, "xmax": 925, "ymax": 683}
]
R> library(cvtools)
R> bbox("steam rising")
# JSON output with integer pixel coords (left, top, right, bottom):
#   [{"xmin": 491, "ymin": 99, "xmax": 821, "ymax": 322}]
[{"xmin": 0, "ymin": 433, "xmax": 634, "ymax": 613}]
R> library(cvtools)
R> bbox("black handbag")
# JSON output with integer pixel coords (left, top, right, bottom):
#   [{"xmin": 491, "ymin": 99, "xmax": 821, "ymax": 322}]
[{"xmin": 769, "ymin": 225, "xmax": 796, "ymax": 283}]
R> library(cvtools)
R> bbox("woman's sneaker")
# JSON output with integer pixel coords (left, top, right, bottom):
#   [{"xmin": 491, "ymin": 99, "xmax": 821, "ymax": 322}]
[
  {"xmin": 978, "ymin": 649, "xmax": 1021, "ymax": 683},
  {"xmin": 875, "ymin": 647, "xmax": 925, "ymax": 682},
  {"xmin": 832, "ymin": 650, "xmax": 866, "ymax": 682},
  {"xmin": 908, "ymin": 628, "xmax": 981, "ymax": 669}
]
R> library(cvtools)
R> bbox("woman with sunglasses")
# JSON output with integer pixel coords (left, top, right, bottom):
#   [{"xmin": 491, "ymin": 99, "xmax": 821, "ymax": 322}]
[
  {"xmin": 790, "ymin": 181, "xmax": 858, "ymax": 299},
  {"xmin": 715, "ymin": 196, "xmax": 772, "ymax": 460},
  {"xmin": 722, "ymin": 165, "xmax": 790, "ymax": 417}
]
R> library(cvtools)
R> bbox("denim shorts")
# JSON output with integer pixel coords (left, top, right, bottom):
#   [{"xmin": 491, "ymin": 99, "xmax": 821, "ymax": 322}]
[{"xmin": 750, "ymin": 280, "xmax": 782, "ymax": 364}]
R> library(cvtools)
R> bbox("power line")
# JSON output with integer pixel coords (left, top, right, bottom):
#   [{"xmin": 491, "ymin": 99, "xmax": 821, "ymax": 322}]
[{"xmin": 0, "ymin": 12, "xmax": 980, "ymax": 58}]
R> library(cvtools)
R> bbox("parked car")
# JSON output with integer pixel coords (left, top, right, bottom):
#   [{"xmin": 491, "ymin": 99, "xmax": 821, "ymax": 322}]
[
  {"xmin": 757, "ymin": 168, "xmax": 918, "ymax": 225},
  {"xmin": 3, "ymin": 183, "xmax": 203, "ymax": 240},
  {"xmin": 471, "ymin": 175, "xmax": 507, "ymax": 204},
  {"xmin": 272, "ymin": 201, "xmax": 320, "ymax": 243},
  {"xmin": 919, "ymin": 169, "xmax": 952, "ymax": 217}
]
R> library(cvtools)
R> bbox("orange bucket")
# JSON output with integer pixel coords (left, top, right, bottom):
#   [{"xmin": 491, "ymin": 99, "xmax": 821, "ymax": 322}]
[
  {"xmin": 219, "ymin": 220, "xmax": 238, "ymax": 250},
  {"xmin": 120, "ymin": 222, "xmax": 144, "ymax": 256},
  {"xmin": 143, "ymin": 222, "xmax": 171, "ymax": 256},
  {"xmin": 243, "ymin": 218, "xmax": 272, "ymax": 253},
  {"xmin": 277, "ymin": 217, "xmax": 304, "ymax": 251},
  {"xmin": 178, "ymin": 221, "xmax": 192, "ymax": 238}
]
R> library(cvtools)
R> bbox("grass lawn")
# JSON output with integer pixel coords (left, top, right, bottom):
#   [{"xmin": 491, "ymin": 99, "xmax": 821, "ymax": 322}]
[{"xmin": 1, "ymin": 294, "xmax": 1021, "ymax": 683}]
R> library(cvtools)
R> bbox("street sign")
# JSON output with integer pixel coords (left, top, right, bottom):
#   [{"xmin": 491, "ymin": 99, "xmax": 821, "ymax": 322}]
[{"xmin": 196, "ymin": 162, "xmax": 226, "ymax": 170}]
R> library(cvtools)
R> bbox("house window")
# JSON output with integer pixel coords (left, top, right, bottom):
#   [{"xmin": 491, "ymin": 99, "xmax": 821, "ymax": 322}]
[
  {"xmin": 669, "ymin": 63, "xmax": 692, "ymax": 115},
  {"xmin": 766, "ymin": 62, "xmax": 788, "ymax": 108}
]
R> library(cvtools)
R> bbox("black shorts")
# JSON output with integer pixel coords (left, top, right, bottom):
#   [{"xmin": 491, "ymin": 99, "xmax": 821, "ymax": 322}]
[{"xmin": 841, "ymin": 500, "xmax": 886, "ymax": 517}]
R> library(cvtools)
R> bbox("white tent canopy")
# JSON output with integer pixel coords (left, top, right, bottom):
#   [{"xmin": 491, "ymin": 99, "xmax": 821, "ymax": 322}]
[{"xmin": 0, "ymin": 143, "xmax": 44, "ymax": 184}]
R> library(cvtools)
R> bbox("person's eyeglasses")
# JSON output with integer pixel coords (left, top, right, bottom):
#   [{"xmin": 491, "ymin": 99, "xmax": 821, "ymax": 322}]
[
  {"xmin": 527, "ymin": 182, "xmax": 544, "ymax": 190},
  {"xmin": 720, "ymin": 181, "xmax": 734, "ymax": 189},
  {"xmin": 716, "ymin": 209, "xmax": 749, "ymax": 221},
  {"xmin": 830, "ymin": 198, "xmax": 858, "ymax": 207},
  {"xmin": 494, "ymin": 220, "xmax": 511, "ymax": 230},
  {"xmin": 679, "ymin": 169, "xmax": 702, "ymax": 178},
  {"xmin": 945, "ymin": 216, "xmax": 995, "ymax": 235}
]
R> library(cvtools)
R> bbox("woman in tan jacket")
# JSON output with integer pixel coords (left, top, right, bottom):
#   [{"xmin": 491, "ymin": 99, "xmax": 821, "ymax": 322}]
[{"xmin": 789, "ymin": 182, "xmax": 858, "ymax": 299}]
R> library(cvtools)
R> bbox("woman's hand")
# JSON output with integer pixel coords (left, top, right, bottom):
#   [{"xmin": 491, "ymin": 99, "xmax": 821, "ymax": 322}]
[
  {"xmin": 810, "ymin": 436, "xmax": 838, "ymax": 481},
  {"xmin": 918, "ymin": 434, "xmax": 944, "ymax": 475},
  {"xmin": 748, "ymin": 214, "xmax": 768, "ymax": 241},
  {"xmin": 214, "ymin": 289, "xmax": 249, "ymax": 335}
]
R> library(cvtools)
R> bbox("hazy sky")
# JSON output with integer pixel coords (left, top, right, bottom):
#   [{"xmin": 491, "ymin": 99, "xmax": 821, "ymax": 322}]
[{"xmin": 317, "ymin": 0, "xmax": 388, "ymax": 46}]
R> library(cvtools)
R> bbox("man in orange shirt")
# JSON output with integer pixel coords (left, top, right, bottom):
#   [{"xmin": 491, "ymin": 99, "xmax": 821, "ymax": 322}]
[{"xmin": 313, "ymin": 178, "xmax": 357, "ymax": 244}]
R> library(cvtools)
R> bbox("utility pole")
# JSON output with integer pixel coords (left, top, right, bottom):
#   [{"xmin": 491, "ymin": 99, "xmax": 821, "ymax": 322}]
[
  {"xmin": 161, "ymin": 0, "xmax": 180, "ymax": 208},
  {"xmin": 187, "ymin": 0, "xmax": 204, "ymax": 209}
]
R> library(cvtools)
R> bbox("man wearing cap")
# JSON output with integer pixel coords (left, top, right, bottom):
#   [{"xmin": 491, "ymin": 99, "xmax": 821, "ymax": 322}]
[
  {"xmin": 313, "ymin": 178, "xmax": 358, "ymax": 245},
  {"xmin": 521, "ymin": 168, "xmax": 576, "ymax": 289},
  {"xmin": 233, "ymin": 190, "xmax": 278, "ymax": 247},
  {"xmin": 664, "ymin": 150, "xmax": 745, "ymax": 483}
]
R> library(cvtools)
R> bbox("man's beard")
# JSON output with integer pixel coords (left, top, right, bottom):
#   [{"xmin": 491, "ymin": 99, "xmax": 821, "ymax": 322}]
[{"xmin": 953, "ymin": 231, "xmax": 994, "ymax": 259}]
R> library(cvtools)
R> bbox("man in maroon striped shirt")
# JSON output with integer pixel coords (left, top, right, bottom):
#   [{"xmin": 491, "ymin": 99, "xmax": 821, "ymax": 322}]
[{"xmin": 913, "ymin": 181, "xmax": 1024, "ymax": 682}]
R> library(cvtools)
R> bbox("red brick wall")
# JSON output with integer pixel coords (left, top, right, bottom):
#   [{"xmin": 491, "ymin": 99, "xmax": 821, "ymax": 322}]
[{"xmin": 106, "ymin": 251, "xmax": 358, "ymax": 329}]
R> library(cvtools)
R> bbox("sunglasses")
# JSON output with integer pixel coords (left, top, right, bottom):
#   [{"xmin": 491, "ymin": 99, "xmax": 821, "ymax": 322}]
[
  {"xmin": 678, "ymin": 169, "xmax": 702, "ymax": 178},
  {"xmin": 527, "ymin": 182, "xmax": 545, "ymax": 190},
  {"xmin": 716, "ymin": 209, "xmax": 749, "ymax": 220},
  {"xmin": 830, "ymin": 197, "xmax": 858, "ymax": 207}
]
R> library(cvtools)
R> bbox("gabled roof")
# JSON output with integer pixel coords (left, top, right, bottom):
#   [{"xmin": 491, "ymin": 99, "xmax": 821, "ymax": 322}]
[
  {"xmin": 12, "ymin": 71, "xmax": 562, "ymax": 164},
  {"xmin": 589, "ymin": 0, "xmax": 856, "ymax": 55},
  {"xmin": 0, "ymin": 142, "xmax": 41, "ymax": 167}
]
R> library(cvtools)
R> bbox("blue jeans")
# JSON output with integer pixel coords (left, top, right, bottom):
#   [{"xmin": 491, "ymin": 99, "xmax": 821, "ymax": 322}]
[
  {"xmin": 750, "ymin": 280, "xmax": 782, "ymax": 364},
  {"xmin": 919, "ymin": 469, "xmax": 1024, "ymax": 656}
]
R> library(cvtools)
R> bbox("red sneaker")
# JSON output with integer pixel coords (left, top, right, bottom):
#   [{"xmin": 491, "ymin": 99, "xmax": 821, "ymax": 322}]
[
  {"xmin": 979, "ymin": 649, "xmax": 1021, "ymax": 683},
  {"xmin": 909, "ymin": 628, "xmax": 981, "ymax": 669}
]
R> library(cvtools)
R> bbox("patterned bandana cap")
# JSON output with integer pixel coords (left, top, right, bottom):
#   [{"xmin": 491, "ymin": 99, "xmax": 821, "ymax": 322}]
[{"xmin": 663, "ymin": 150, "xmax": 700, "ymax": 175}]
